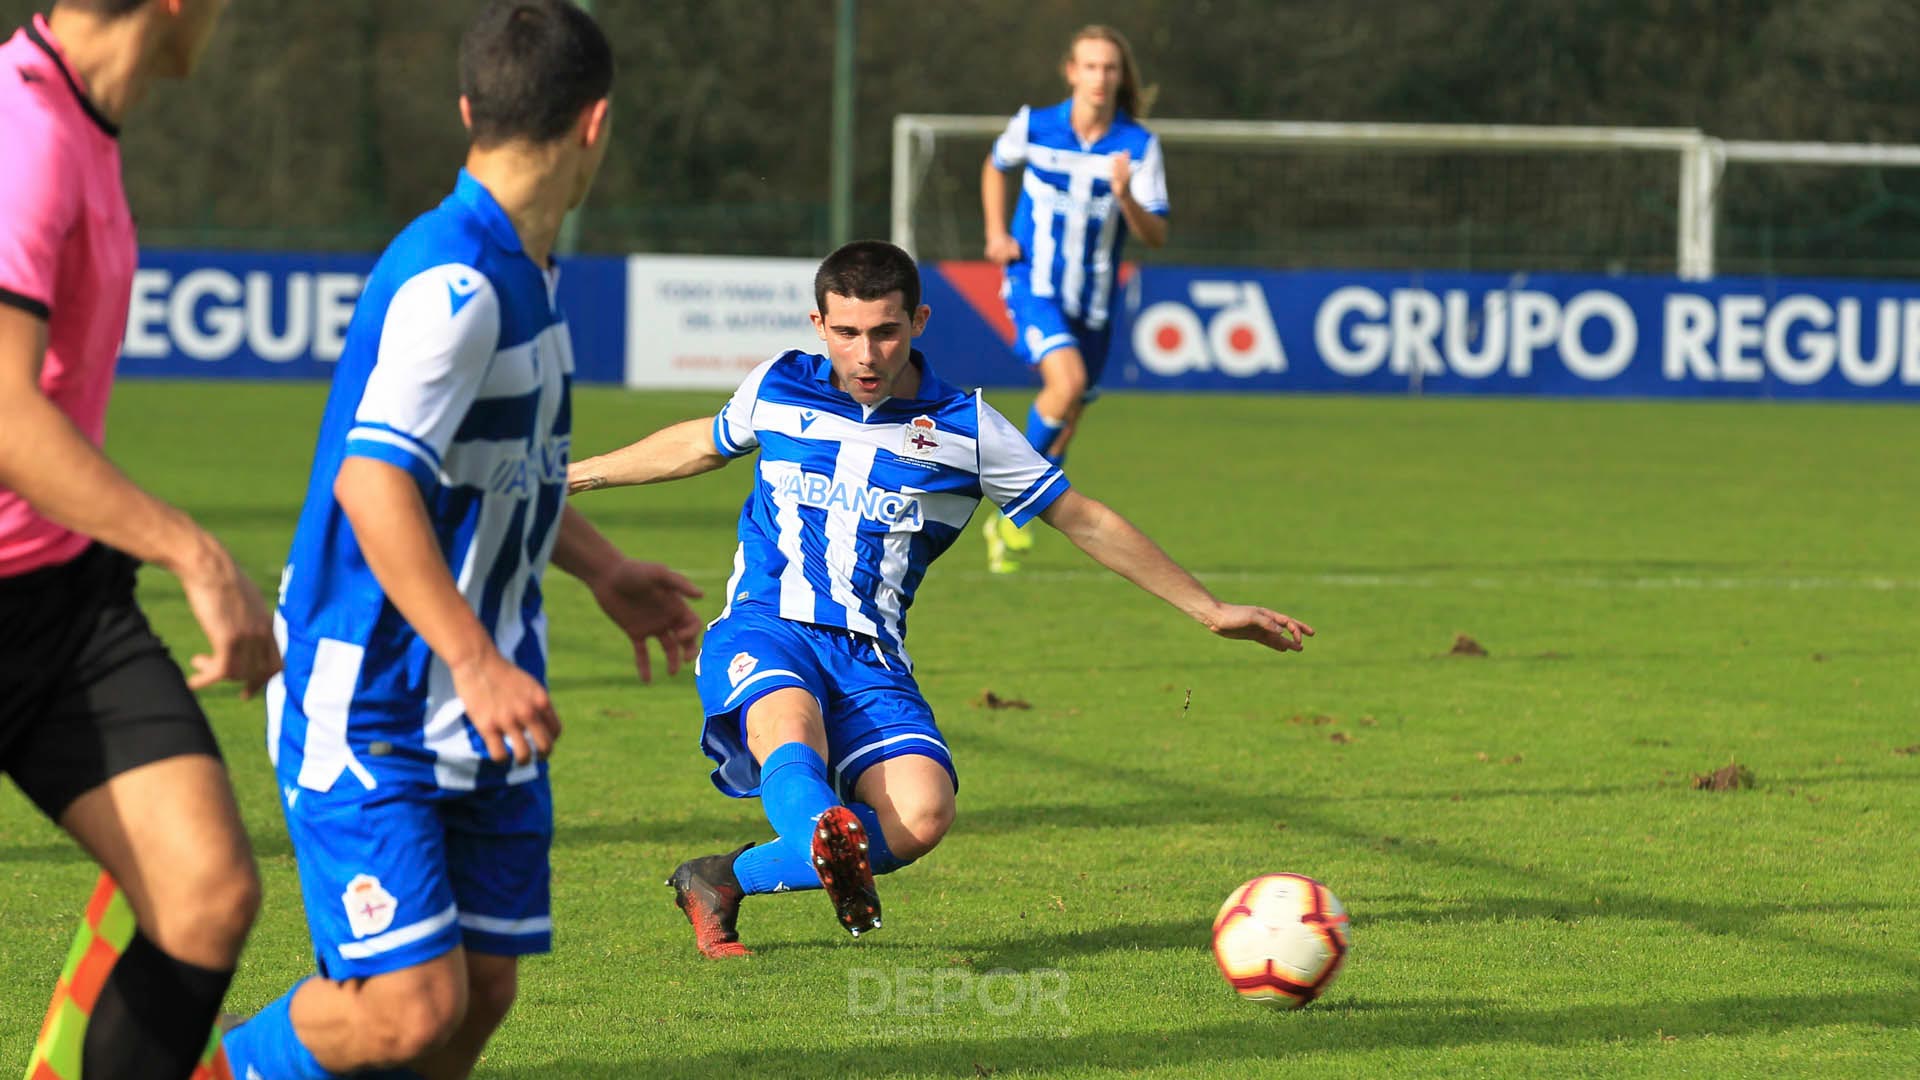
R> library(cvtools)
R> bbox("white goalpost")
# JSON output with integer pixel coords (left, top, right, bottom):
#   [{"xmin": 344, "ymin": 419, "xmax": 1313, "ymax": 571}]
[{"xmin": 892, "ymin": 114, "xmax": 1920, "ymax": 281}]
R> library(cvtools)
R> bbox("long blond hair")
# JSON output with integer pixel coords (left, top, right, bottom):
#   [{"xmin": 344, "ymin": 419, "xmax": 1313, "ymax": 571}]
[{"xmin": 1064, "ymin": 25, "xmax": 1158, "ymax": 119}]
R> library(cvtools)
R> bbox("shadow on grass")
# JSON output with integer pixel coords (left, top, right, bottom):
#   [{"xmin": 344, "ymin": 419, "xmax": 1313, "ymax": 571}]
[{"xmin": 484, "ymin": 988, "xmax": 1918, "ymax": 1079}]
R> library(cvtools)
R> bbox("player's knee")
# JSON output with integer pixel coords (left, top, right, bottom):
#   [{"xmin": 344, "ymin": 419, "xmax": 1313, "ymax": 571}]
[
  {"xmin": 146, "ymin": 853, "xmax": 260, "ymax": 964},
  {"xmin": 1046, "ymin": 363, "xmax": 1088, "ymax": 401},
  {"xmin": 889, "ymin": 798, "xmax": 955, "ymax": 861},
  {"xmin": 363, "ymin": 970, "xmax": 467, "ymax": 1064}
]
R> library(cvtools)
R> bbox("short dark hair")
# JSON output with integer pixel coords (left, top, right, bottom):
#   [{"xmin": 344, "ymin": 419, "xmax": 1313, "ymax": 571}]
[
  {"xmin": 814, "ymin": 241, "xmax": 921, "ymax": 315},
  {"xmin": 55, "ymin": 0, "xmax": 149, "ymax": 16},
  {"xmin": 459, "ymin": 0, "xmax": 613, "ymax": 146}
]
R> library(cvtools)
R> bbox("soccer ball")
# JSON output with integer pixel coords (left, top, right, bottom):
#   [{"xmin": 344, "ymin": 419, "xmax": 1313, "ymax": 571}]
[{"xmin": 1211, "ymin": 873, "xmax": 1350, "ymax": 1008}]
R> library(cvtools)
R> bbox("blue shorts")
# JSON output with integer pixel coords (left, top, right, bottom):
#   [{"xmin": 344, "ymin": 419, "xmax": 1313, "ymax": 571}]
[
  {"xmin": 694, "ymin": 611, "xmax": 957, "ymax": 802},
  {"xmin": 1005, "ymin": 282, "xmax": 1114, "ymax": 390},
  {"xmin": 281, "ymin": 772, "xmax": 553, "ymax": 979}
]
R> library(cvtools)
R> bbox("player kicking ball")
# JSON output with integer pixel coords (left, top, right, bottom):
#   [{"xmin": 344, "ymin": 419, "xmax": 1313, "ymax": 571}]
[{"xmin": 567, "ymin": 240, "xmax": 1312, "ymax": 957}]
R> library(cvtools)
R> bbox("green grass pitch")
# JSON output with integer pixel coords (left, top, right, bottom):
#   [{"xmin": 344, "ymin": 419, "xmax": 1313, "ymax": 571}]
[{"xmin": 4, "ymin": 382, "xmax": 1918, "ymax": 1077}]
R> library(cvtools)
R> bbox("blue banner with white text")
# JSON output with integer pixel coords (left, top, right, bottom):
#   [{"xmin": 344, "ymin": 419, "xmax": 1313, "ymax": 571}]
[
  {"xmin": 1093, "ymin": 266, "xmax": 1920, "ymax": 400},
  {"xmin": 116, "ymin": 252, "xmax": 1920, "ymax": 400},
  {"xmin": 116, "ymin": 250, "xmax": 629, "ymax": 384}
]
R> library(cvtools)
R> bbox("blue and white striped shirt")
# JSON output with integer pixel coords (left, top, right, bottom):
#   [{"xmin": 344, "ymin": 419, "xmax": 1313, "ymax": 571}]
[
  {"xmin": 992, "ymin": 100, "xmax": 1169, "ymax": 331},
  {"xmin": 710, "ymin": 350, "xmax": 1068, "ymax": 666},
  {"xmin": 270, "ymin": 170, "xmax": 572, "ymax": 794}
]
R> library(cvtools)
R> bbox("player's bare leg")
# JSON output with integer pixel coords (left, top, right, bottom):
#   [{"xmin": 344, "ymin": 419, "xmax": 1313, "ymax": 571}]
[
  {"xmin": 851, "ymin": 754, "xmax": 956, "ymax": 866},
  {"xmin": 1035, "ymin": 347, "xmax": 1091, "ymax": 461},
  {"xmin": 60, "ymin": 754, "xmax": 260, "ymax": 970},
  {"xmin": 265, "ymin": 950, "xmax": 470, "ymax": 1070},
  {"xmin": 742, "ymin": 685, "xmax": 829, "ymax": 762},
  {"xmin": 42, "ymin": 756, "xmax": 257, "ymax": 1077},
  {"xmin": 411, "ymin": 951, "xmax": 519, "ymax": 1080}
]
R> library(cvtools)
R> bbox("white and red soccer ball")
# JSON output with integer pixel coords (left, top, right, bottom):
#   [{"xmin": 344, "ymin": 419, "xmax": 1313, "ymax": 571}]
[{"xmin": 1211, "ymin": 873, "xmax": 1350, "ymax": 1008}]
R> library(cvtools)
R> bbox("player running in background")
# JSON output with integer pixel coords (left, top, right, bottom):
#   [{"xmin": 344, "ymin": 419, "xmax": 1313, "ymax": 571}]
[
  {"xmin": 567, "ymin": 241, "xmax": 1309, "ymax": 958},
  {"xmin": 978, "ymin": 24, "xmax": 1170, "ymax": 573},
  {"xmin": 0, "ymin": 2, "xmax": 278, "ymax": 1077},
  {"xmin": 220, "ymin": 3, "xmax": 703, "ymax": 1077}
]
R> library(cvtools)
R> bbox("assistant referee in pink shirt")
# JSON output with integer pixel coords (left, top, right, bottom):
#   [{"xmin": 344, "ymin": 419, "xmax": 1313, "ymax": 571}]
[{"xmin": 0, "ymin": 2, "xmax": 278, "ymax": 1076}]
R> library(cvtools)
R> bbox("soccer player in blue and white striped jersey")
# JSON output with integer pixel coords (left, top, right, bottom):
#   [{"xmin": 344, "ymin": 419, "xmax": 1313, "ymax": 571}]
[
  {"xmin": 222, "ymin": 4, "xmax": 703, "ymax": 1078},
  {"xmin": 978, "ymin": 24, "xmax": 1169, "ymax": 572},
  {"xmin": 568, "ymin": 241, "xmax": 1311, "ymax": 958}
]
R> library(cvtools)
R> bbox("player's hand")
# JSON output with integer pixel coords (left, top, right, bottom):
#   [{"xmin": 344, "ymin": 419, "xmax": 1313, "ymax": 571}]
[
  {"xmin": 1110, "ymin": 150, "xmax": 1133, "ymax": 195},
  {"xmin": 452, "ymin": 650, "xmax": 558, "ymax": 765},
  {"xmin": 176, "ymin": 537, "xmax": 281, "ymax": 698},
  {"xmin": 566, "ymin": 460, "xmax": 608, "ymax": 495},
  {"xmin": 589, "ymin": 558, "xmax": 705, "ymax": 683},
  {"xmin": 984, "ymin": 233, "xmax": 1023, "ymax": 265},
  {"xmin": 1205, "ymin": 603, "xmax": 1314, "ymax": 653}
]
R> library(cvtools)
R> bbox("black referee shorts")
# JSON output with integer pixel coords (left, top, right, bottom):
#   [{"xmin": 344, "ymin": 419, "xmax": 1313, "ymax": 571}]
[{"xmin": 0, "ymin": 544, "xmax": 223, "ymax": 820}]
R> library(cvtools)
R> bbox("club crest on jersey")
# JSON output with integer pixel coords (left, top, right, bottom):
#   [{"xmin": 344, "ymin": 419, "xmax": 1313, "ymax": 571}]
[
  {"xmin": 903, "ymin": 415, "xmax": 940, "ymax": 457},
  {"xmin": 728, "ymin": 652, "xmax": 758, "ymax": 686},
  {"xmin": 343, "ymin": 874, "xmax": 398, "ymax": 938}
]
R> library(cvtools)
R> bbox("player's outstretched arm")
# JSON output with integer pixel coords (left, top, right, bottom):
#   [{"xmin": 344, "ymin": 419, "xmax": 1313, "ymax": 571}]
[
  {"xmin": 568, "ymin": 417, "xmax": 728, "ymax": 494},
  {"xmin": 550, "ymin": 504, "xmax": 705, "ymax": 683},
  {"xmin": 1040, "ymin": 488, "xmax": 1312, "ymax": 653},
  {"xmin": 0, "ymin": 307, "xmax": 280, "ymax": 694},
  {"xmin": 335, "ymin": 456, "xmax": 556, "ymax": 763}
]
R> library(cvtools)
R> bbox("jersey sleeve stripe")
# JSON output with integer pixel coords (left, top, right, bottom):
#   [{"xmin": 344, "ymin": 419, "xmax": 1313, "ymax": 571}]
[
  {"xmin": 712, "ymin": 412, "xmax": 749, "ymax": 457},
  {"xmin": 1004, "ymin": 469, "xmax": 1068, "ymax": 525},
  {"xmin": 347, "ymin": 422, "xmax": 444, "ymax": 468},
  {"xmin": 0, "ymin": 287, "xmax": 50, "ymax": 319},
  {"xmin": 344, "ymin": 430, "xmax": 445, "ymax": 489}
]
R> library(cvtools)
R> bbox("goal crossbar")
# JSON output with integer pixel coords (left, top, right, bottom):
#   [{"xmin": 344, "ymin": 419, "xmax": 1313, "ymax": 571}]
[{"xmin": 894, "ymin": 114, "xmax": 1920, "ymax": 280}]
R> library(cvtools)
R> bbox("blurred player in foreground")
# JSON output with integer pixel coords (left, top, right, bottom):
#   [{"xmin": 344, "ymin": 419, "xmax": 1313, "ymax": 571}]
[
  {"xmin": 567, "ymin": 240, "xmax": 1308, "ymax": 957},
  {"xmin": 978, "ymin": 24, "xmax": 1170, "ymax": 572},
  {"xmin": 0, "ymin": 2, "xmax": 277, "ymax": 1077},
  {"xmin": 220, "ymin": 3, "xmax": 702, "ymax": 1077}
]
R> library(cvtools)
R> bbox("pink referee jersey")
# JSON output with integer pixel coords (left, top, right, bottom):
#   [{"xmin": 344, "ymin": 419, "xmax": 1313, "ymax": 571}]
[{"xmin": 0, "ymin": 15, "xmax": 136, "ymax": 577}]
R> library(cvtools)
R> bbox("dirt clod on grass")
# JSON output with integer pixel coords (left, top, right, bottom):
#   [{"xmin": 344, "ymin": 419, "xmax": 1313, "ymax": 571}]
[
  {"xmin": 974, "ymin": 689, "xmax": 1031, "ymax": 710},
  {"xmin": 1449, "ymin": 634, "xmax": 1488, "ymax": 657},
  {"xmin": 1329, "ymin": 732, "xmax": 1354, "ymax": 744},
  {"xmin": 1692, "ymin": 762, "xmax": 1755, "ymax": 791},
  {"xmin": 1893, "ymin": 744, "xmax": 1920, "ymax": 757}
]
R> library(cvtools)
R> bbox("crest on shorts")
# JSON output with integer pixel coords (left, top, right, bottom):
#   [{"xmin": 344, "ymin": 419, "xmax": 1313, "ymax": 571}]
[
  {"xmin": 342, "ymin": 874, "xmax": 398, "ymax": 939},
  {"xmin": 728, "ymin": 651, "xmax": 758, "ymax": 687},
  {"xmin": 902, "ymin": 415, "xmax": 940, "ymax": 457}
]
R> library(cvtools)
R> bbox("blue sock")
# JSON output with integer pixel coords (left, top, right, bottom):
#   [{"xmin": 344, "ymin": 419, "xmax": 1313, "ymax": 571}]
[
  {"xmin": 222, "ymin": 977, "xmax": 340, "ymax": 1080},
  {"xmin": 1024, "ymin": 403, "xmax": 1065, "ymax": 466},
  {"xmin": 733, "ymin": 839, "xmax": 819, "ymax": 894},
  {"xmin": 734, "ymin": 799, "xmax": 913, "ymax": 893},
  {"xmin": 734, "ymin": 742, "xmax": 838, "ymax": 895},
  {"xmin": 848, "ymin": 802, "xmax": 910, "ymax": 875}
]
